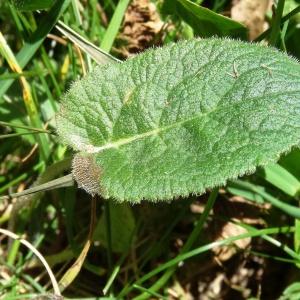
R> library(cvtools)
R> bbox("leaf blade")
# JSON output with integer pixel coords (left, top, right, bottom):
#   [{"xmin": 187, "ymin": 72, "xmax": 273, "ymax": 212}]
[
  {"xmin": 57, "ymin": 38, "xmax": 300, "ymax": 202},
  {"xmin": 164, "ymin": 0, "xmax": 248, "ymax": 39}
]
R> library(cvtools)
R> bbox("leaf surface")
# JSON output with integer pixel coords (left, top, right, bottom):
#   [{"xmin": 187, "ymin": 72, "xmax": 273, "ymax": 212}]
[{"xmin": 57, "ymin": 38, "xmax": 300, "ymax": 202}]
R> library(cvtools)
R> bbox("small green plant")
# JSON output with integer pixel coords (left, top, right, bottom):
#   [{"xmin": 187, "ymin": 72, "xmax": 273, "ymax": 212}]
[{"xmin": 57, "ymin": 38, "xmax": 300, "ymax": 202}]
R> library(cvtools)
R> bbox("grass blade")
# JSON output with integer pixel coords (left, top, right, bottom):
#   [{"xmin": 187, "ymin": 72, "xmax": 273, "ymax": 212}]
[
  {"xmin": 232, "ymin": 180, "xmax": 300, "ymax": 219},
  {"xmin": 119, "ymin": 226, "xmax": 294, "ymax": 298},
  {"xmin": 269, "ymin": 0, "xmax": 286, "ymax": 46},
  {"xmin": 0, "ymin": 32, "xmax": 50, "ymax": 160},
  {"xmin": 0, "ymin": 0, "xmax": 71, "ymax": 99},
  {"xmin": 100, "ymin": 0, "xmax": 131, "ymax": 52},
  {"xmin": 56, "ymin": 21, "xmax": 121, "ymax": 64},
  {"xmin": 0, "ymin": 174, "xmax": 74, "ymax": 202},
  {"xmin": 262, "ymin": 163, "xmax": 300, "ymax": 197},
  {"xmin": 255, "ymin": 4, "xmax": 300, "ymax": 42}
]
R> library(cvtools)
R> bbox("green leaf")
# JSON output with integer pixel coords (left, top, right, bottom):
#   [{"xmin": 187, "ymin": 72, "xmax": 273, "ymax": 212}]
[
  {"xmin": 280, "ymin": 282, "xmax": 300, "ymax": 300},
  {"xmin": 93, "ymin": 203, "xmax": 135, "ymax": 253},
  {"xmin": 262, "ymin": 163, "xmax": 300, "ymax": 197},
  {"xmin": 57, "ymin": 38, "xmax": 300, "ymax": 202},
  {"xmin": 11, "ymin": 0, "xmax": 55, "ymax": 11},
  {"xmin": 280, "ymin": 149, "xmax": 300, "ymax": 178},
  {"xmin": 164, "ymin": 0, "xmax": 248, "ymax": 39}
]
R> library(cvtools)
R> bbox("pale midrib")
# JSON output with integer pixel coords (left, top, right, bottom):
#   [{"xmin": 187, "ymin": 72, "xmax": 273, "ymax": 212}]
[
  {"xmin": 85, "ymin": 118, "xmax": 190, "ymax": 153},
  {"xmin": 82, "ymin": 90, "xmax": 299, "ymax": 154}
]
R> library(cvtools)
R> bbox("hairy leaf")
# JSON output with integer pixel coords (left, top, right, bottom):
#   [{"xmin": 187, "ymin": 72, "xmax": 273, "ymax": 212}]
[{"xmin": 57, "ymin": 38, "xmax": 300, "ymax": 202}]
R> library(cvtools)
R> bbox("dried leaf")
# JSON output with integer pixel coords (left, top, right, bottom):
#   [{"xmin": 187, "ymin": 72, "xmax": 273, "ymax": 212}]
[{"xmin": 120, "ymin": 0, "xmax": 164, "ymax": 57}]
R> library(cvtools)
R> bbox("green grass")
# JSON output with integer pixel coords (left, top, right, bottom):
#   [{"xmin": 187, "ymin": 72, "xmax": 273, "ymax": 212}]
[{"xmin": 1, "ymin": 0, "xmax": 300, "ymax": 299}]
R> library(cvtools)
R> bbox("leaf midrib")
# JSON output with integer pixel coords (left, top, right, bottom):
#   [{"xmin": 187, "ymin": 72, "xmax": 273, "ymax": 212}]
[{"xmin": 82, "ymin": 89, "xmax": 299, "ymax": 154}]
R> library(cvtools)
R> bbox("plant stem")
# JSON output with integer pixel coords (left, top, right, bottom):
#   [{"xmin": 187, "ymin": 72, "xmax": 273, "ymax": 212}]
[
  {"xmin": 255, "ymin": 4, "xmax": 300, "ymax": 42},
  {"xmin": 104, "ymin": 201, "xmax": 113, "ymax": 294},
  {"xmin": 0, "ymin": 174, "xmax": 74, "ymax": 202},
  {"xmin": 0, "ymin": 121, "xmax": 51, "ymax": 133},
  {"xmin": 269, "ymin": 0, "xmax": 286, "ymax": 46},
  {"xmin": 232, "ymin": 180, "xmax": 300, "ymax": 219}
]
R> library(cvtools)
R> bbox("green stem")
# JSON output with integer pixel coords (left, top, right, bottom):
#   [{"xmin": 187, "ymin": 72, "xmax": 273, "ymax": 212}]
[
  {"xmin": 133, "ymin": 284, "xmax": 167, "ymax": 300},
  {"xmin": 233, "ymin": 180, "xmax": 300, "ymax": 219},
  {"xmin": 104, "ymin": 201, "xmax": 113, "ymax": 293},
  {"xmin": 0, "ymin": 121, "xmax": 51, "ymax": 133},
  {"xmin": 0, "ymin": 131, "xmax": 51, "ymax": 139},
  {"xmin": 236, "ymin": 221, "xmax": 300, "ymax": 262},
  {"xmin": 0, "ymin": 174, "xmax": 74, "ymax": 202},
  {"xmin": 255, "ymin": 4, "xmax": 300, "ymax": 42},
  {"xmin": 269, "ymin": 0, "xmax": 285, "ymax": 46},
  {"xmin": 103, "ymin": 219, "xmax": 138, "ymax": 295}
]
